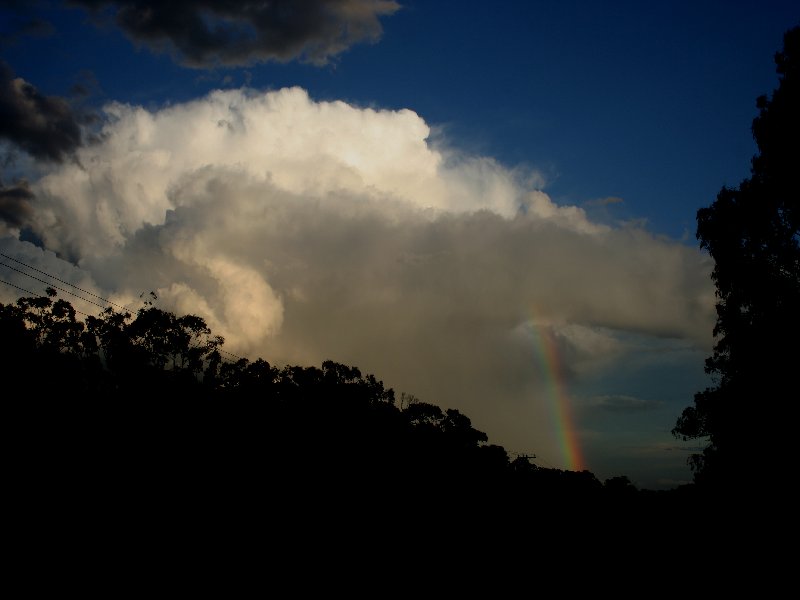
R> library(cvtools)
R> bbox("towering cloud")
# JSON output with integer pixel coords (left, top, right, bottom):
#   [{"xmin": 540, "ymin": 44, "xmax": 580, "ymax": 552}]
[
  {"xmin": 2, "ymin": 87, "xmax": 714, "ymax": 477},
  {"xmin": 70, "ymin": 0, "xmax": 401, "ymax": 67}
]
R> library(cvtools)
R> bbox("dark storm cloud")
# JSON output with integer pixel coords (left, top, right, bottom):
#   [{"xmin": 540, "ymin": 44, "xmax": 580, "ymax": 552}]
[
  {"xmin": 0, "ymin": 182, "xmax": 34, "ymax": 228},
  {"xmin": 70, "ymin": 0, "xmax": 401, "ymax": 68},
  {"xmin": 0, "ymin": 61, "xmax": 83, "ymax": 162}
]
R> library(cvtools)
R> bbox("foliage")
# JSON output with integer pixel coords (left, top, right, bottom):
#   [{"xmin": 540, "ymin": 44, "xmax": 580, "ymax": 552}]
[
  {"xmin": 673, "ymin": 26, "xmax": 800, "ymax": 489},
  {"xmin": 1, "ymin": 288, "xmax": 703, "ymax": 537}
]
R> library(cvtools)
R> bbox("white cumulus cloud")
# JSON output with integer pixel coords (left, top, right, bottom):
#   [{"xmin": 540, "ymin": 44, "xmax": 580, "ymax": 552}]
[{"xmin": 1, "ymin": 87, "xmax": 715, "ymax": 479}]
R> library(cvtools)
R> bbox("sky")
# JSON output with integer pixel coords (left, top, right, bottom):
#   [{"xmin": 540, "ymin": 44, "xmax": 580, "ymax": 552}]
[{"xmin": 1, "ymin": 0, "xmax": 797, "ymax": 490}]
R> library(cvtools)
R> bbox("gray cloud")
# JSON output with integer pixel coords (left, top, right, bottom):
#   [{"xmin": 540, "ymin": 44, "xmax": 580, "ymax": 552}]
[
  {"xmin": 70, "ymin": 0, "xmax": 401, "ymax": 68},
  {"xmin": 0, "ymin": 181, "xmax": 34, "ymax": 229},
  {"xmin": 588, "ymin": 394, "xmax": 662, "ymax": 412},
  {"xmin": 0, "ymin": 61, "xmax": 83, "ymax": 162}
]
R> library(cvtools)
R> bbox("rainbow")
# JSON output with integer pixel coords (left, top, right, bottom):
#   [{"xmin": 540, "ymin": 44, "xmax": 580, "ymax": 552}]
[{"xmin": 526, "ymin": 319, "xmax": 586, "ymax": 472}]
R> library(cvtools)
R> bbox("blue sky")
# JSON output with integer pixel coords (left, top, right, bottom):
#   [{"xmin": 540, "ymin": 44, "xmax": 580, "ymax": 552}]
[{"xmin": 1, "ymin": 1, "xmax": 797, "ymax": 489}]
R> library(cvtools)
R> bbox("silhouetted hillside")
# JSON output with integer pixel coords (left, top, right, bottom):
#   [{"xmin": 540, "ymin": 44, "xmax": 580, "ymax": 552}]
[{"xmin": 2, "ymin": 290, "xmax": 707, "ymax": 546}]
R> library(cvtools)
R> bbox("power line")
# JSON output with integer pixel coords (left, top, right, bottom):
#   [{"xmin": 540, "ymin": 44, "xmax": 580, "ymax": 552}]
[
  {"xmin": 1, "ymin": 278, "xmax": 38, "ymax": 298},
  {"xmin": 0, "ymin": 260, "xmax": 110, "ymax": 312},
  {"xmin": 220, "ymin": 348, "xmax": 244, "ymax": 361},
  {"xmin": 1, "ymin": 253, "xmax": 248, "ymax": 364},
  {"xmin": 2, "ymin": 277, "xmax": 241, "ymax": 366},
  {"xmin": 0, "ymin": 251, "xmax": 129, "ymax": 312},
  {"xmin": 1, "ymin": 278, "xmax": 92, "ymax": 318}
]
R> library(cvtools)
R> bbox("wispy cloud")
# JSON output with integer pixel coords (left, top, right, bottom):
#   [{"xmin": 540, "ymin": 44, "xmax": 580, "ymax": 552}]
[
  {"xmin": 584, "ymin": 196, "xmax": 624, "ymax": 207},
  {"xmin": 588, "ymin": 394, "xmax": 662, "ymax": 412}
]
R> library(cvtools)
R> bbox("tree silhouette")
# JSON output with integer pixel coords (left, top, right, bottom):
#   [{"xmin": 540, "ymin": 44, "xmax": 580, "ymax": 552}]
[
  {"xmin": 673, "ymin": 26, "xmax": 799, "ymax": 491},
  {"xmin": 2, "ymin": 284, "xmax": 710, "ymax": 547}
]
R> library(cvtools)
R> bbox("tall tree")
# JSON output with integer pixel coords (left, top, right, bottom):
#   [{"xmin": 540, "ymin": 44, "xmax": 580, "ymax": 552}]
[{"xmin": 673, "ymin": 26, "xmax": 800, "ymax": 491}]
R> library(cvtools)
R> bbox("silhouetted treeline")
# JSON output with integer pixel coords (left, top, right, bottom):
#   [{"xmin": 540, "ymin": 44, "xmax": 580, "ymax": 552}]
[
  {"xmin": 673, "ymin": 25, "xmax": 799, "ymax": 497},
  {"xmin": 2, "ymin": 288, "xmax": 706, "ymax": 541}
]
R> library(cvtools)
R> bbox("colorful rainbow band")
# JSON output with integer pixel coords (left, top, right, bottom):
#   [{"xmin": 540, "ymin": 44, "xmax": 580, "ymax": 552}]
[{"xmin": 527, "ymin": 319, "xmax": 586, "ymax": 472}]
